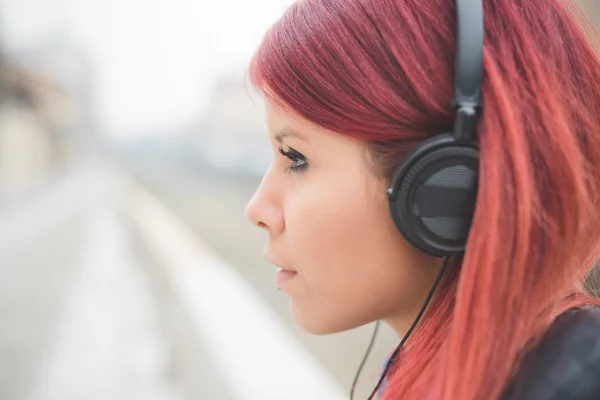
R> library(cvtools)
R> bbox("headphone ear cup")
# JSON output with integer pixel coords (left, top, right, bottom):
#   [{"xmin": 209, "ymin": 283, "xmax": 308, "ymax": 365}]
[{"xmin": 388, "ymin": 137, "xmax": 479, "ymax": 257}]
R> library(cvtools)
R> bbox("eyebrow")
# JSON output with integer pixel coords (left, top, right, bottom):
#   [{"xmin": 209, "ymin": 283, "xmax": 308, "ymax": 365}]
[{"xmin": 274, "ymin": 128, "xmax": 309, "ymax": 144}]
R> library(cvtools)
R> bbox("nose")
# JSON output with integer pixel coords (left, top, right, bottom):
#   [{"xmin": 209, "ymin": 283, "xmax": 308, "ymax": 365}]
[{"xmin": 245, "ymin": 171, "xmax": 285, "ymax": 235}]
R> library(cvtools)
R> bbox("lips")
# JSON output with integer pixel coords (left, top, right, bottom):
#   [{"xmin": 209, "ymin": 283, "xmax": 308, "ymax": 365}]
[
  {"xmin": 275, "ymin": 268, "xmax": 298, "ymax": 286},
  {"xmin": 265, "ymin": 253, "xmax": 296, "ymax": 272},
  {"xmin": 265, "ymin": 253, "xmax": 298, "ymax": 286},
  {"xmin": 273, "ymin": 264, "xmax": 296, "ymax": 272}
]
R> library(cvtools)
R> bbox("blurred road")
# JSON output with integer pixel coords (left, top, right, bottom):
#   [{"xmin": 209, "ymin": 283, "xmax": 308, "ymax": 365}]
[
  {"xmin": 0, "ymin": 157, "xmax": 399, "ymax": 400},
  {"xmin": 0, "ymin": 174, "xmax": 90, "ymax": 400},
  {"xmin": 0, "ymin": 162, "xmax": 229, "ymax": 400}
]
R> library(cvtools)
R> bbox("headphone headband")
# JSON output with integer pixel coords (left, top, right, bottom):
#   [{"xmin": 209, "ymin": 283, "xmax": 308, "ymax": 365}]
[
  {"xmin": 387, "ymin": 0, "xmax": 483, "ymax": 257},
  {"xmin": 453, "ymin": 0, "xmax": 484, "ymax": 110}
]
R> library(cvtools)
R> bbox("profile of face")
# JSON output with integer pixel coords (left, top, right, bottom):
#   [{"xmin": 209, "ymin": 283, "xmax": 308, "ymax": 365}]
[{"xmin": 246, "ymin": 101, "xmax": 441, "ymax": 335}]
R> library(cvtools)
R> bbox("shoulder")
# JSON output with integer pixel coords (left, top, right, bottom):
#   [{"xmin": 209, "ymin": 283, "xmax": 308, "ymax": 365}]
[{"xmin": 502, "ymin": 305, "xmax": 600, "ymax": 400}]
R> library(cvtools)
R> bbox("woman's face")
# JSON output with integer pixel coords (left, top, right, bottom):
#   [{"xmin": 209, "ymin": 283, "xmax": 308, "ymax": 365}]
[{"xmin": 246, "ymin": 101, "xmax": 441, "ymax": 335}]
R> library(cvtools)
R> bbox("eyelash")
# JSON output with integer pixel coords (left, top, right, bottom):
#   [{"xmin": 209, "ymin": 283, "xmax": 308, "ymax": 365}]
[{"xmin": 278, "ymin": 146, "xmax": 308, "ymax": 173}]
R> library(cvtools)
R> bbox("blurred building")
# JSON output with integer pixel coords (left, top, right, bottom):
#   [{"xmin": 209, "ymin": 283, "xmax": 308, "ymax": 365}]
[
  {"xmin": 9, "ymin": 38, "xmax": 95, "ymax": 135},
  {"xmin": 0, "ymin": 38, "xmax": 94, "ymax": 203},
  {"xmin": 184, "ymin": 76, "xmax": 271, "ymax": 177}
]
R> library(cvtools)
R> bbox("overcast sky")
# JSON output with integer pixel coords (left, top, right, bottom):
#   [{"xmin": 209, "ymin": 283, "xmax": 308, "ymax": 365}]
[{"xmin": 0, "ymin": 0, "xmax": 293, "ymax": 138}]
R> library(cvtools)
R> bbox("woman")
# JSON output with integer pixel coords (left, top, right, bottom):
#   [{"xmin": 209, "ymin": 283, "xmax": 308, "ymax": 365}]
[{"xmin": 245, "ymin": 0, "xmax": 600, "ymax": 398}]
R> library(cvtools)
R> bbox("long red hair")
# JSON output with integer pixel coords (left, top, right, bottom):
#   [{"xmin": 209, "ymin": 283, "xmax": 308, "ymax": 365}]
[{"xmin": 249, "ymin": 0, "xmax": 600, "ymax": 399}]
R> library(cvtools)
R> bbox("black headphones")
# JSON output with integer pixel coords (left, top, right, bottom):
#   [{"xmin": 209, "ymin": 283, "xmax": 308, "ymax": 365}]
[
  {"xmin": 353, "ymin": 1, "xmax": 485, "ymax": 399},
  {"xmin": 387, "ymin": 0, "xmax": 484, "ymax": 257}
]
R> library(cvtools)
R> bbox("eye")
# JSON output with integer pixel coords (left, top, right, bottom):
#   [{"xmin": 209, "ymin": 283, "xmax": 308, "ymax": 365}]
[{"xmin": 278, "ymin": 146, "xmax": 308, "ymax": 173}]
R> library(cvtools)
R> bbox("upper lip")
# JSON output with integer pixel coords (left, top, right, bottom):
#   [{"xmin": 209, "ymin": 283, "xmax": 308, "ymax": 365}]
[{"xmin": 265, "ymin": 254, "xmax": 296, "ymax": 271}]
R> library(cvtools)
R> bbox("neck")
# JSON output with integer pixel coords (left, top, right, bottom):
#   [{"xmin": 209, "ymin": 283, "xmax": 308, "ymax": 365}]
[{"xmin": 384, "ymin": 256, "xmax": 452, "ymax": 340}]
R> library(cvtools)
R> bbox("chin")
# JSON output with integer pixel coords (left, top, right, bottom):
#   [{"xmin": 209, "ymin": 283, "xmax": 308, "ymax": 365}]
[
  {"xmin": 290, "ymin": 302, "xmax": 365, "ymax": 335},
  {"xmin": 297, "ymin": 321, "xmax": 343, "ymax": 335}
]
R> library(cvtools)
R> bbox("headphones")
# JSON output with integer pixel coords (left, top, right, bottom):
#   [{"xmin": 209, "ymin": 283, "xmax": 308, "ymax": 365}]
[
  {"xmin": 349, "ymin": 3, "xmax": 485, "ymax": 399},
  {"xmin": 387, "ymin": 0, "xmax": 484, "ymax": 257}
]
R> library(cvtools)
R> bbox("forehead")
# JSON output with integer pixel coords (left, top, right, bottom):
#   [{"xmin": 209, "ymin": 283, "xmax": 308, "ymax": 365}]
[
  {"xmin": 265, "ymin": 101, "xmax": 312, "ymax": 134},
  {"xmin": 264, "ymin": 100, "xmax": 343, "ymax": 147},
  {"xmin": 265, "ymin": 98, "xmax": 373, "ymax": 148},
  {"xmin": 263, "ymin": 99, "xmax": 381, "ymax": 174}
]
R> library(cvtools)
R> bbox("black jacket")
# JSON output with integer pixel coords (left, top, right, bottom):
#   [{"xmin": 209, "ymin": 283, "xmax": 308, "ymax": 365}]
[{"xmin": 502, "ymin": 305, "xmax": 600, "ymax": 400}]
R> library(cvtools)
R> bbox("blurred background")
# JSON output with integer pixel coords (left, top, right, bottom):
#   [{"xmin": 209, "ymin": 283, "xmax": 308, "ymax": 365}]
[{"xmin": 0, "ymin": 1, "xmax": 598, "ymax": 400}]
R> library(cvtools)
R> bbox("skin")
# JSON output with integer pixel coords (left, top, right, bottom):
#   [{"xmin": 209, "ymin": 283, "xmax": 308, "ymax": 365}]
[{"xmin": 245, "ymin": 101, "xmax": 442, "ymax": 337}]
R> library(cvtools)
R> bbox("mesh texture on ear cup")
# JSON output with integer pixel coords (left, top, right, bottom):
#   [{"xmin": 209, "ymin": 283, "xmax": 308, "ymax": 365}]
[{"xmin": 392, "ymin": 145, "xmax": 478, "ymax": 255}]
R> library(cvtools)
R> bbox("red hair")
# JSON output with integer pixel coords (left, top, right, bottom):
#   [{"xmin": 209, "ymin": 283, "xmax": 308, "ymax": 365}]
[{"xmin": 249, "ymin": 0, "xmax": 600, "ymax": 399}]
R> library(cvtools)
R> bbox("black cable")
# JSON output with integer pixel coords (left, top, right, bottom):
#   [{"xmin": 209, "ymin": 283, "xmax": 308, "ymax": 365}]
[
  {"xmin": 349, "ymin": 255, "xmax": 451, "ymax": 400},
  {"xmin": 349, "ymin": 321, "xmax": 380, "ymax": 400}
]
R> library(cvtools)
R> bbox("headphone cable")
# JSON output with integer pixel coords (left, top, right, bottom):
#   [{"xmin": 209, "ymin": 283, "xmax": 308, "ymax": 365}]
[
  {"xmin": 349, "ymin": 320, "xmax": 380, "ymax": 400},
  {"xmin": 349, "ymin": 255, "xmax": 451, "ymax": 400}
]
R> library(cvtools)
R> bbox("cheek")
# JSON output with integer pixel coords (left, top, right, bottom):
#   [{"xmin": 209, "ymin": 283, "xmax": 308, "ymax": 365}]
[
  {"xmin": 284, "ymin": 175, "xmax": 417, "ymax": 325},
  {"xmin": 286, "ymin": 175, "xmax": 378, "ymax": 275},
  {"xmin": 281, "ymin": 169, "xmax": 443, "ymax": 334}
]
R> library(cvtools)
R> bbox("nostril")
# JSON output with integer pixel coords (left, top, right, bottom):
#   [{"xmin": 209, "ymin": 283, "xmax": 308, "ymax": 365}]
[{"xmin": 257, "ymin": 221, "xmax": 268, "ymax": 229}]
